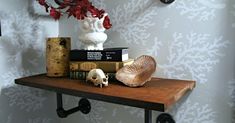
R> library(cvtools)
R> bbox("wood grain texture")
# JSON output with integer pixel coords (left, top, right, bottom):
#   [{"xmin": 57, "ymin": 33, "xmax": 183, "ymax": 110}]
[{"xmin": 15, "ymin": 74, "xmax": 195, "ymax": 112}]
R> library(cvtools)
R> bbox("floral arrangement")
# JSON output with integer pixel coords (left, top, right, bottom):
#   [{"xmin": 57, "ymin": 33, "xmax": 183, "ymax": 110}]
[{"xmin": 37, "ymin": 0, "xmax": 112, "ymax": 29}]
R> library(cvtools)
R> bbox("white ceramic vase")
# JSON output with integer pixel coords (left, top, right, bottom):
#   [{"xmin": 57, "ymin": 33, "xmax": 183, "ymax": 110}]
[{"xmin": 79, "ymin": 13, "xmax": 108, "ymax": 50}]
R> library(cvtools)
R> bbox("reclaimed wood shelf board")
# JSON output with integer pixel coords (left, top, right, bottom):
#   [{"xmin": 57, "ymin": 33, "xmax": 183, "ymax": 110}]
[{"xmin": 15, "ymin": 74, "xmax": 195, "ymax": 112}]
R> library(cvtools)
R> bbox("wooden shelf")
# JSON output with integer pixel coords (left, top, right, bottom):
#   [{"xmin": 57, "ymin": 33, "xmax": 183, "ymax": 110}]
[{"xmin": 15, "ymin": 74, "xmax": 195, "ymax": 112}]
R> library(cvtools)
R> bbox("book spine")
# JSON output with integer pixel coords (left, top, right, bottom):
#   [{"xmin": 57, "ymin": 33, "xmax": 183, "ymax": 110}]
[
  {"xmin": 70, "ymin": 61, "xmax": 127, "ymax": 72},
  {"xmin": 69, "ymin": 71, "xmax": 118, "ymax": 81},
  {"xmin": 69, "ymin": 71, "xmax": 87, "ymax": 80},
  {"xmin": 70, "ymin": 49, "xmax": 128, "ymax": 61}
]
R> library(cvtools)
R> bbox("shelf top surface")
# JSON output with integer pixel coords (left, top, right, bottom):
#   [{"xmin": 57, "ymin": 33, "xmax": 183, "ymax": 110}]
[{"xmin": 15, "ymin": 74, "xmax": 195, "ymax": 112}]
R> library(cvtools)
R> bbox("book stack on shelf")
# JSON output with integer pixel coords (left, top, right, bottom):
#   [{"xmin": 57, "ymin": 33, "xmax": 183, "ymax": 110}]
[{"xmin": 69, "ymin": 47, "xmax": 134, "ymax": 81}]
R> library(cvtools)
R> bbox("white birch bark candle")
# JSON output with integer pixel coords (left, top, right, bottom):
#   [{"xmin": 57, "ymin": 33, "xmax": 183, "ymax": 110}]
[{"xmin": 46, "ymin": 37, "xmax": 71, "ymax": 77}]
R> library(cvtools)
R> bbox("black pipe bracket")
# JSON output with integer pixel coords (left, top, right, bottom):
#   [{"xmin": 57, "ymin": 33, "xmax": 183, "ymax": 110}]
[
  {"xmin": 56, "ymin": 93, "xmax": 91, "ymax": 118},
  {"xmin": 156, "ymin": 113, "xmax": 175, "ymax": 123},
  {"xmin": 160, "ymin": 0, "xmax": 175, "ymax": 4},
  {"xmin": 56, "ymin": 93, "xmax": 175, "ymax": 123}
]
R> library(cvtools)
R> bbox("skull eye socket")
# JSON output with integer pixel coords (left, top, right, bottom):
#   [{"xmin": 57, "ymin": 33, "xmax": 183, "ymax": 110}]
[
  {"xmin": 103, "ymin": 78, "xmax": 107, "ymax": 82},
  {"xmin": 92, "ymin": 76, "xmax": 97, "ymax": 80}
]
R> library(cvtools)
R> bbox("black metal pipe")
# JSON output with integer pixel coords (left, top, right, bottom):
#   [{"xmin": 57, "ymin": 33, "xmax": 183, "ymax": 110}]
[
  {"xmin": 57, "ymin": 93, "xmax": 63, "ymax": 109},
  {"xmin": 156, "ymin": 113, "xmax": 175, "ymax": 123},
  {"xmin": 160, "ymin": 0, "xmax": 175, "ymax": 4},
  {"xmin": 56, "ymin": 93, "xmax": 91, "ymax": 118},
  {"xmin": 0, "ymin": 20, "xmax": 2, "ymax": 36},
  {"xmin": 145, "ymin": 109, "xmax": 152, "ymax": 123}
]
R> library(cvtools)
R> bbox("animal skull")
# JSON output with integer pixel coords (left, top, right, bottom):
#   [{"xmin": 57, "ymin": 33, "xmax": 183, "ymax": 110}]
[{"xmin": 86, "ymin": 69, "xmax": 108, "ymax": 88}]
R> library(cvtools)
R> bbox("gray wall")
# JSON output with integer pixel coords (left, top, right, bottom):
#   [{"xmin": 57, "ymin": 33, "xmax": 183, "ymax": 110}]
[
  {"xmin": 59, "ymin": 0, "xmax": 235, "ymax": 123},
  {"xmin": 0, "ymin": 0, "xmax": 234, "ymax": 123},
  {"xmin": 0, "ymin": 0, "xmax": 60, "ymax": 123}
]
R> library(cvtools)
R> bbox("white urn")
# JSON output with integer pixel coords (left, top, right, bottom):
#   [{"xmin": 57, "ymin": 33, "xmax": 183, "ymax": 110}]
[{"xmin": 79, "ymin": 13, "xmax": 108, "ymax": 50}]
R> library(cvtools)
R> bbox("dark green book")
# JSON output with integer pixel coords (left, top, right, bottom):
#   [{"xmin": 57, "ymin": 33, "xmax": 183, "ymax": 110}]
[{"xmin": 69, "ymin": 71, "xmax": 118, "ymax": 82}]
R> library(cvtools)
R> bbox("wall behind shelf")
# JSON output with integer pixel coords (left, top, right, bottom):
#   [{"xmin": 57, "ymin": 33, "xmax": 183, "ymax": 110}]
[
  {"xmin": 0, "ymin": 0, "xmax": 233, "ymax": 123},
  {"xmin": 0, "ymin": 0, "xmax": 60, "ymax": 123},
  {"xmin": 59, "ymin": 0, "xmax": 235, "ymax": 123}
]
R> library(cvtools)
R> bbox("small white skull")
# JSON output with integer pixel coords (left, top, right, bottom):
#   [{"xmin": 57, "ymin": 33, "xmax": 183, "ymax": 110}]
[{"xmin": 86, "ymin": 69, "xmax": 108, "ymax": 88}]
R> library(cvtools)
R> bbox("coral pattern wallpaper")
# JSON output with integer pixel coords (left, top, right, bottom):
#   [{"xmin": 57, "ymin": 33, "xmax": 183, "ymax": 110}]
[
  {"xmin": 61, "ymin": 0, "xmax": 235, "ymax": 123},
  {"xmin": 0, "ymin": 0, "xmax": 234, "ymax": 123},
  {"xmin": 0, "ymin": 0, "xmax": 59, "ymax": 123}
]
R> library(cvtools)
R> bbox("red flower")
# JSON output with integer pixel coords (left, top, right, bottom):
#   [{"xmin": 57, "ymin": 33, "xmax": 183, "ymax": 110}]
[
  {"xmin": 103, "ymin": 16, "xmax": 112, "ymax": 30},
  {"xmin": 75, "ymin": 6, "xmax": 88, "ymax": 20},
  {"xmin": 88, "ymin": 6, "xmax": 105, "ymax": 19},
  {"xmin": 50, "ymin": 8, "xmax": 61, "ymax": 20},
  {"xmin": 37, "ymin": 0, "xmax": 112, "ymax": 29},
  {"xmin": 38, "ymin": 0, "xmax": 46, "ymax": 6}
]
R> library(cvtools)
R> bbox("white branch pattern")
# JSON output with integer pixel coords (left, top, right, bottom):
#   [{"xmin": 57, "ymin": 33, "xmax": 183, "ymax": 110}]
[
  {"xmin": 0, "ymin": 10, "xmax": 45, "ymax": 51},
  {"xmin": 0, "ymin": 10, "xmax": 47, "ymax": 112},
  {"xmin": 110, "ymin": 0, "xmax": 157, "ymax": 45},
  {"xmin": 4, "ymin": 86, "xmax": 46, "ymax": 112},
  {"xmin": 173, "ymin": 100, "xmax": 216, "ymax": 123},
  {"xmin": 146, "ymin": 37, "xmax": 163, "ymax": 57},
  {"xmin": 172, "ymin": 0, "xmax": 225, "ymax": 21},
  {"xmin": 2, "ymin": 67, "xmax": 46, "ymax": 112},
  {"xmin": 0, "ymin": 1, "xmax": 234, "ymax": 123},
  {"xmin": 159, "ymin": 32, "xmax": 229, "ymax": 83}
]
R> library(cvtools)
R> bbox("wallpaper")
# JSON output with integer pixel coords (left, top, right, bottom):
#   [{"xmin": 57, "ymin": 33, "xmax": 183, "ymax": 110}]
[
  {"xmin": 0, "ymin": 0, "xmax": 234, "ymax": 123},
  {"xmin": 60, "ymin": 0, "xmax": 235, "ymax": 123},
  {"xmin": 0, "ymin": 0, "xmax": 60, "ymax": 122}
]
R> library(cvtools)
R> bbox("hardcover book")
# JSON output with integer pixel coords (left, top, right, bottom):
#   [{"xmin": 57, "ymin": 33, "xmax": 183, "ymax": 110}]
[
  {"xmin": 69, "ymin": 71, "xmax": 118, "ymax": 82},
  {"xmin": 70, "ymin": 47, "xmax": 129, "ymax": 61},
  {"xmin": 70, "ymin": 59, "xmax": 134, "ymax": 72}
]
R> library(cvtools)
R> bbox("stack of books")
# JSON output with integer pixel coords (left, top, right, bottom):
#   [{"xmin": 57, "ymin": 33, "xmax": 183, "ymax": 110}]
[{"xmin": 69, "ymin": 47, "xmax": 134, "ymax": 81}]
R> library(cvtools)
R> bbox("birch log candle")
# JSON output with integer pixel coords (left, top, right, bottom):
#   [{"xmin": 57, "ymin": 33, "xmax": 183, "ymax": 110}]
[{"xmin": 46, "ymin": 37, "xmax": 71, "ymax": 77}]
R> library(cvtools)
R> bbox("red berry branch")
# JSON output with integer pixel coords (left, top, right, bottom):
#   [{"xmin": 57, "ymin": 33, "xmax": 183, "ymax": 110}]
[{"xmin": 37, "ymin": 0, "xmax": 112, "ymax": 29}]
